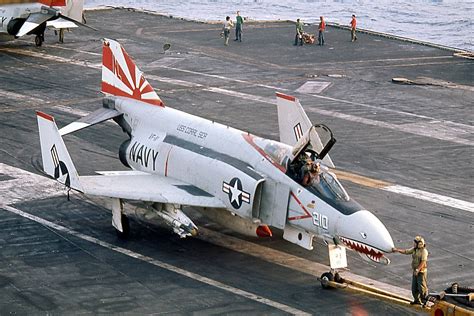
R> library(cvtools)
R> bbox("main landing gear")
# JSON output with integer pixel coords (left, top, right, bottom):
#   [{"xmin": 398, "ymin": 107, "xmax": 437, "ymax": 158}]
[
  {"xmin": 111, "ymin": 198, "xmax": 130, "ymax": 239},
  {"xmin": 35, "ymin": 33, "xmax": 44, "ymax": 47},
  {"xmin": 115, "ymin": 214, "xmax": 130, "ymax": 239}
]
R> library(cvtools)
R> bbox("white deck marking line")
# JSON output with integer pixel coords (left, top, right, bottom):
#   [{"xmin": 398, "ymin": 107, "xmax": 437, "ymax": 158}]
[
  {"xmin": 2, "ymin": 48, "xmax": 472, "ymax": 142},
  {"xmin": 188, "ymin": 88, "xmax": 474, "ymax": 146},
  {"xmin": 305, "ymin": 108, "xmax": 474, "ymax": 146},
  {"xmin": 382, "ymin": 185, "xmax": 474, "ymax": 213},
  {"xmin": 1, "ymin": 205, "xmax": 310, "ymax": 316},
  {"xmin": 161, "ymin": 65, "xmax": 473, "ymax": 127},
  {"xmin": 0, "ymin": 88, "xmax": 47, "ymax": 103},
  {"xmin": 0, "ymin": 163, "xmax": 63, "ymax": 205},
  {"xmin": 161, "ymin": 66, "xmax": 280, "ymax": 90},
  {"xmin": 53, "ymin": 105, "xmax": 92, "ymax": 117}
]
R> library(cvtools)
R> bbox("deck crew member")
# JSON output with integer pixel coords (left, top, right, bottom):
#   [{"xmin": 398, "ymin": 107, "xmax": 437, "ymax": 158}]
[
  {"xmin": 393, "ymin": 236, "xmax": 429, "ymax": 305},
  {"xmin": 294, "ymin": 18, "xmax": 304, "ymax": 46},
  {"xmin": 223, "ymin": 16, "xmax": 234, "ymax": 46},
  {"xmin": 318, "ymin": 16, "xmax": 326, "ymax": 45},
  {"xmin": 350, "ymin": 14, "xmax": 357, "ymax": 42},
  {"xmin": 235, "ymin": 11, "xmax": 243, "ymax": 42}
]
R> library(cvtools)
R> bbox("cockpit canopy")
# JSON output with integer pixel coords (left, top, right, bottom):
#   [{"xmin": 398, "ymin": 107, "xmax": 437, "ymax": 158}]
[
  {"xmin": 312, "ymin": 167, "xmax": 350, "ymax": 201},
  {"xmin": 290, "ymin": 124, "xmax": 336, "ymax": 168}
]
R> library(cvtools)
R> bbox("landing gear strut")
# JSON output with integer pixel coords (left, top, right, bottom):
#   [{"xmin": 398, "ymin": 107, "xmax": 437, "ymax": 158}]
[
  {"xmin": 111, "ymin": 198, "xmax": 130, "ymax": 239},
  {"xmin": 115, "ymin": 214, "xmax": 130, "ymax": 239},
  {"xmin": 34, "ymin": 33, "xmax": 44, "ymax": 47}
]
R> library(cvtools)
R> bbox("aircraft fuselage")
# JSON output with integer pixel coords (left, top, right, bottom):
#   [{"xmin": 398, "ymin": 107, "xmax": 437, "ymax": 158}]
[{"xmin": 112, "ymin": 96, "xmax": 394, "ymax": 263}]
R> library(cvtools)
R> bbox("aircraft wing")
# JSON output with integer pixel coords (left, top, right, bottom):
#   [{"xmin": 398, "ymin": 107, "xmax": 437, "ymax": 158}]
[
  {"xmin": 47, "ymin": 18, "xmax": 77, "ymax": 29},
  {"xmin": 16, "ymin": 11, "xmax": 55, "ymax": 37},
  {"xmin": 79, "ymin": 172, "xmax": 226, "ymax": 208}
]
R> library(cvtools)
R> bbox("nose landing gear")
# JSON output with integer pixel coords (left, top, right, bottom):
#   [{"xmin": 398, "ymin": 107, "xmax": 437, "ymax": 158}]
[{"xmin": 320, "ymin": 270, "xmax": 343, "ymax": 289}]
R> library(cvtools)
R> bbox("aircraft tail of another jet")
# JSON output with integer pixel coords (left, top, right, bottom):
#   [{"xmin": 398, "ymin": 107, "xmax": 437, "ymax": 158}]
[
  {"xmin": 36, "ymin": 111, "xmax": 83, "ymax": 192},
  {"xmin": 101, "ymin": 38, "xmax": 165, "ymax": 107},
  {"xmin": 61, "ymin": 0, "xmax": 84, "ymax": 22},
  {"xmin": 45, "ymin": 0, "xmax": 86, "ymax": 30}
]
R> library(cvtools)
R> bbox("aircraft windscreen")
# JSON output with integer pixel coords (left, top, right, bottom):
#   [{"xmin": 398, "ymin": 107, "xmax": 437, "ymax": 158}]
[{"xmin": 311, "ymin": 171, "xmax": 350, "ymax": 202}]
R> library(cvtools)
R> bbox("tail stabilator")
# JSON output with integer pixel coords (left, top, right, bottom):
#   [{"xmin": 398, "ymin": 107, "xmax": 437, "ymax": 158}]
[
  {"xmin": 101, "ymin": 38, "xmax": 164, "ymax": 107},
  {"xmin": 36, "ymin": 111, "xmax": 83, "ymax": 192}
]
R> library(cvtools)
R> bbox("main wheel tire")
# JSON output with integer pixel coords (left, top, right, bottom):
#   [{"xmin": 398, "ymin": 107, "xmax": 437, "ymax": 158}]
[
  {"xmin": 116, "ymin": 214, "xmax": 130, "ymax": 239},
  {"xmin": 320, "ymin": 272, "xmax": 334, "ymax": 289},
  {"xmin": 35, "ymin": 35, "xmax": 42, "ymax": 47}
]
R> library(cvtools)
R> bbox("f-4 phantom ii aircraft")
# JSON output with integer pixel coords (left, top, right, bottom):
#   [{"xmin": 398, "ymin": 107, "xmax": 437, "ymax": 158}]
[
  {"xmin": 37, "ymin": 39, "xmax": 395, "ymax": 277},
  {"xmin": 0, "ymin": 0, "xmax": 90, "ymax": 46}
]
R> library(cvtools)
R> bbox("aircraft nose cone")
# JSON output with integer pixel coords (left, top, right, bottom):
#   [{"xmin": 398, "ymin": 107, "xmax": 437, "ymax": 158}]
[{"xmin": 337, "ymin": 210, "xmax": 394, "ymax": 253}]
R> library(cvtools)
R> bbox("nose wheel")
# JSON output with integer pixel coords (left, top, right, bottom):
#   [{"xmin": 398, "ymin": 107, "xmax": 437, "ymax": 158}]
[{"xmin": 320, "ymin": 270, "xmax": 342, "ymax": 289}]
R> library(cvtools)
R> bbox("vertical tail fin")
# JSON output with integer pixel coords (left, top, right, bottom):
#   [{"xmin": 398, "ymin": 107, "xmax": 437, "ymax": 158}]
[
  {"xmin": 101, "ymin": 39, "xmax": 164, "ymax": 107},
  {"xmin": 276, "ymin": 92, "xmax": 313, "ymax": 146},
  {"xmin": 276, "ymin": 92, "xmax": 335, "ymax": 167},
  {"xmin": 37, "ymin": 111, "xmax": 83, "ymax": 192}
]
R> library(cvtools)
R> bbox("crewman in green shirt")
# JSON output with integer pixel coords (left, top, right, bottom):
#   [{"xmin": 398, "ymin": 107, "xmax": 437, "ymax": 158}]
[
  {"xmin": 393, "ymin": 236, "xmax": 429, "ymax": 306},
  {"xmin": 235, "ymin": 11, "xmax": 244, "ymax": 42},
  {"xmin": 294, "ymin": 18, "xmax": 304, "ymax": 46}
]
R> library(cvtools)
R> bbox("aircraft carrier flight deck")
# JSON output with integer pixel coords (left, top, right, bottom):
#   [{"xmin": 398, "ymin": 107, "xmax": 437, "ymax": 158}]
[{"xmin": 0, "ymin": 8, "xmax": 472, "ymax": 315}]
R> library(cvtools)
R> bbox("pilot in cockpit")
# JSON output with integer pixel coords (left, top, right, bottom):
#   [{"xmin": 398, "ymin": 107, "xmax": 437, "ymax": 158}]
[{"xmin": 301, "ymin": 161, "xmax": 321, "ymax": 187}]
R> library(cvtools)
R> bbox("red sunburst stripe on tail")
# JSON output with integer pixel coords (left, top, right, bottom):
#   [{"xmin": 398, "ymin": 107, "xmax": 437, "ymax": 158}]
[{"xmin": 101, "ymin": 40, "xmax": 164, "ymax": 107}]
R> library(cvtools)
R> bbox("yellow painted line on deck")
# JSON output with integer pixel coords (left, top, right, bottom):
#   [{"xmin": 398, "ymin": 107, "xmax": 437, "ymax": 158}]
[{"xmin": 332, "ymin": 169, "xmax": 390, "ymax": 189}]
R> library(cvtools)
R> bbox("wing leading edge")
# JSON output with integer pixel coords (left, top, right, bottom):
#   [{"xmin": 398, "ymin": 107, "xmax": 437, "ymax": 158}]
[{"xmin": 80, "ymin": 172, "xmax": 226, "ymax": 208}]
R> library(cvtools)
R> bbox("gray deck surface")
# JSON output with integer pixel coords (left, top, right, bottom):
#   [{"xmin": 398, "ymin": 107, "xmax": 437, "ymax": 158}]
[{"xmin": 0, "ymin": 8, "xmax": 472, "ymax": 315}]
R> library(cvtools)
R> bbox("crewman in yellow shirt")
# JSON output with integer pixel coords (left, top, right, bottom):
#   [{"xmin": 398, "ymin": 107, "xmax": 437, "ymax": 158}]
[{"xmin": 393, "ymin": 236, "xmax": 429, "ymax": 306}]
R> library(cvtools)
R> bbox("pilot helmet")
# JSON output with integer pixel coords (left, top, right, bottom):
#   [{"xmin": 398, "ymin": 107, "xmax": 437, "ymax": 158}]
[{"xmin": 414, "ymin": 235, "xmax": 425, "ymax": 248}]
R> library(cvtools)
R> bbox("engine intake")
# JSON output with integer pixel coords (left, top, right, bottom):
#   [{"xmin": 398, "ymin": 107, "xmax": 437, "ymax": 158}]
[{"xmin": 119, "ymin": 139, "xmax": 131, "ymax": 168}]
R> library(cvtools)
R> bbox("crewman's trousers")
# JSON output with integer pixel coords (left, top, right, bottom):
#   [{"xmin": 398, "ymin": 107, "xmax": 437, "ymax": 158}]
[{"xmin": 412, "ymin": 272, "xmax": 428, "ymax": 303}]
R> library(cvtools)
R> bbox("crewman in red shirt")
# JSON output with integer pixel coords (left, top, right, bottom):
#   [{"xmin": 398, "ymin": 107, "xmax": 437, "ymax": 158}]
[
  {"xmin": 318, "ymin": 16, "xmax": 326, "ymax": 46},
  {"xmin": 350, "ymin": 14, "xmax": 357, "ymax": 42}
]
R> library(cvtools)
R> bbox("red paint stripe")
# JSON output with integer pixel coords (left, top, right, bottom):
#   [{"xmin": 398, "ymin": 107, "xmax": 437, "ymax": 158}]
[
  {"xmin": 36, "ymin": 111, "xmax": 54, "ymax": 122},
  {"xmin": 287, "ymin": 191, "xmax": 312, "ymax": 221},
  {"xmin": 164, "ymin": 147, "xmax": 173, "ymax": 177},
  {"xmin": 276, "ymin": 92, "xmax": 296, "ymax": 102},
  {"xmin": 242, "ymin": 133, "xmax": 286, "ymax": 173},
  {"xmin": 101, "ymin": 82, "xmax": 164, "ymax": 107},
  {"xmin": 38, "ymin": 0, "xmax": 66, "ymax": 6}
]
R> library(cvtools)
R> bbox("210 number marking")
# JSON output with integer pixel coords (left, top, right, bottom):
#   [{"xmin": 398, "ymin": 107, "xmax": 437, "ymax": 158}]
[{"xmin": 312, "ymin": 212, "xmax": 328, "ymax": 230}]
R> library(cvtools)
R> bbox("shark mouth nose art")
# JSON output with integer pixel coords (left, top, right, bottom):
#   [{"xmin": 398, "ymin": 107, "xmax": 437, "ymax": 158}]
[{"xmin": 339, "ymin": 236, "xmax": 389, "ymax": 264}]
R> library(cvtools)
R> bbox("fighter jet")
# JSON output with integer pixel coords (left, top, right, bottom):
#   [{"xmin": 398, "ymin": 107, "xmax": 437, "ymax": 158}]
[
  {"xmin": 0, "ymin": 0, "xmax": 90, "ymax": 46},
  {"xmin": 36, "ymin": 39, "xmax": 394, "ymax": 278}
]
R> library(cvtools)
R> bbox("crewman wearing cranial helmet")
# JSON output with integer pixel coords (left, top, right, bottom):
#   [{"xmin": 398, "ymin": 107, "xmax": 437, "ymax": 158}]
[{"xmin": 393, "ymin": 236, "xmax": 429, "ymax": 306}]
